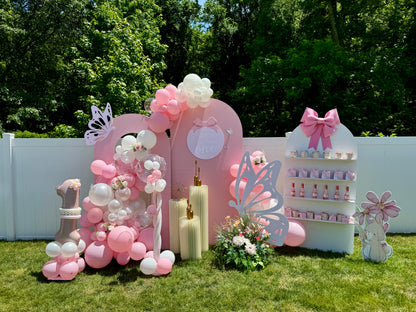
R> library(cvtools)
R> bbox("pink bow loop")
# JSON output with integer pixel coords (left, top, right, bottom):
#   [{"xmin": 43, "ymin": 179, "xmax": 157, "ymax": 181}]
[
  {"xmin": 300, "ymin": 107, "xmax": 340, "ymax": 150},
  {"xmin": 192, "ymin": 117, "xmax": 218, "ymax": 132}
]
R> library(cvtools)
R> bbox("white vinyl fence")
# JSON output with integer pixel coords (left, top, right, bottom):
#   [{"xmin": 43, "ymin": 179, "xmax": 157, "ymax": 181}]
[{"xmin": 1, "ymin": 133, "xmax": 415, "ymax": 240}]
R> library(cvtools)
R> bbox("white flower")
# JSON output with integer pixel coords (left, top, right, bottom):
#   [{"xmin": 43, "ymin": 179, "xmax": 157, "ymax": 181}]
[
  {"xmin": 245, "ymin": 243, "xmax": 257, "ymax": 255},
  {"xmin": 232, "ymin": 236, "xmax": 246, "ymax": 247}
]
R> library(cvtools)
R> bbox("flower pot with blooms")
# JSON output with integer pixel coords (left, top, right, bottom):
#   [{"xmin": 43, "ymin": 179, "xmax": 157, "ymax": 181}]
[{"xmin": 213, "ymin": 215, "xmax": 274, "ymax": 272}]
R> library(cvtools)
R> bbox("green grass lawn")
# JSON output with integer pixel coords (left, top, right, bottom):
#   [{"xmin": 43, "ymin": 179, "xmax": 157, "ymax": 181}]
[{"xmin": 0, "ymin": 235, "xmax": 415, "ymax": 312}]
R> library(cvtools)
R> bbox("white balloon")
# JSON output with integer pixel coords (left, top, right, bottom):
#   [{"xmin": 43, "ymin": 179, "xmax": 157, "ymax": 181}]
[
  {"xmin": 160, "ymin": 250, "xmax": 176, "ymax": 264},
  {"xmin": 115, "ymin": 188, "xmax": 131, "ymax": 202},
  {"xmin": 155, "ymin": 179, "xmax": 166, "ymax": 192},
  {"xmin": 137, "ymin": 130, "xmax": 157, "ymax": 150},
  {"xmin": 89, "ymin": 183, "xmax": 114, "ymax": 206},
  {"xmin": 77, "ymin": 239, "xmax": 86, "ymax": 253},
  {"xmin": 201, "ymin": 77, "xmax": 211, "ymax": 88},
  {"xmin": 135, "ymin": 149, "xmax": 149, "ymax": 161},
  {"xmin": 140, "ymin": 257, "xmax": 157, "ymax": 275},
  {"xmin": 152, "ymin": 161, "xmax": 160, "ymax": 170},
  {"xmin": 183, "ymin": 73, "xmax": 202, "ymax": 91},
  {"xmin": 108, "ymin": 212, "xmax": 117, "ymax": 222},
  {"xmin": 144, "ymin": 160, "xmax": 153, "ymax": 170},
  {"xmin": 117, "ymin": 209, "xmax": 127, "ymax": 219},
  {"xmin": 144, "ymin": 183, "xmax": 155, "ymax": 194},
  {"xmin": 121, "ymin": 135, "xmax": 137, "ymax": 150},
  {"xmin": 121, "ymin": 150, "xmax": 135, "ymax": 164},
  {"xmin": 108, "ymin": 199, "xmax": 122, "ymax": 213},
  {"xmin": 45, "ymin": 241, "xmax": 61, "ymax": 257},
  {"xmin": 138, "ymin": 212, "xmax": 153, "ymax": 228},
  {"xmin": 130, "ymin": 198, "xmax": 146, "ymax": 212},
  {"xmin": 61, "ymin": 242, "xmax": 78, "ymax": 257}
]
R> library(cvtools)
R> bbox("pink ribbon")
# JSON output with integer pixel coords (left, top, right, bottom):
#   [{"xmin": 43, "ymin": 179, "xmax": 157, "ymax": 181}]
[
  {"xmin": 192, "ymin": 117, "xmax": 218, "ymax": 132},
  {"xmin": 300, "ymin": 107, "xmax": 340, "ymax": 150}
]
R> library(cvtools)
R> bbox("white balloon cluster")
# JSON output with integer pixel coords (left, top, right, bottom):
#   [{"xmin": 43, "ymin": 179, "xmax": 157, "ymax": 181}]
[
  {"xmin": 114, "ymin": 130, "xmax": 157, "ymax": 163},
  {"xmin": 136, "ymin": 155, "xmax": 167, "ymax": 194},
  {"xmin": 176, "ymin": 73, "xmax": 213, "ymax": 109},
  {"xmin": 45, "ymin": 240, "xmax": 86, "ymax": 258}
]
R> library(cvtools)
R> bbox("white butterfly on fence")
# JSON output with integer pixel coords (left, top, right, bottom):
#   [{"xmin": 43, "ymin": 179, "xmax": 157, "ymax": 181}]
[
  {"xmin": 229, "ymin": 152, "xmax": 289, "ymax": 246},
  {"xmin": 84, "ymin": 103, "xmax": 113, "ymax": 146}
]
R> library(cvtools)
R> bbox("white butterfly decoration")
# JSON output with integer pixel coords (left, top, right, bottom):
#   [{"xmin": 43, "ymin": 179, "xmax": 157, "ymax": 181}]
[
  {"xmin": 229, "ymin": 152, "xmax": 289, "ymax": 246},
  {"xmin": 84, "ymin": 103, "xmax": 114, "ymax": 146}
]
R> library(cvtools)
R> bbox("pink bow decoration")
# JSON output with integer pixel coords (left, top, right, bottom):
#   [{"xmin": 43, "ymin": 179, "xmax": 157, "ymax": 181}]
[
  {"xmin": 192, "ymin": 117, "xmax": 219, "ymax": 132},
  {"xmin": 300, "ymin": 108, "xmax": 340, "ymax": 150}
]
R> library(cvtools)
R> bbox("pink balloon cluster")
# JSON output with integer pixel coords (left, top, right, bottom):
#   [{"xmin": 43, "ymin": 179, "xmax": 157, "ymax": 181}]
[
  {"xmin": 229, "ymin": 151, "xmax": 271, "ymax": 209},
  {"xmin": 42, "ymin": 254, "xmax": 85, "ymax": 281},
  {"xmin": 148, "ymin": 85, "xmax": 188, "ymax": 133}
]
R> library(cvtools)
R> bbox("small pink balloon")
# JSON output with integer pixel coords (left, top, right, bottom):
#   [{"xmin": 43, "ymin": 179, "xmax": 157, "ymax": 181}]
[
  {"xmin": 168, "ymin": 112, "xmax": 180, "ymax": 121},
  {"xmin": 149, "ymin": 112, "xmax": 170, "ymax": 133},
  {"xmin": 156, "ymin": 257, "xmax": 172, "ymax": 275},
  {"xmin": 95, "ymin": 175, "xmax": 111, "ymax": 184},
  {"xmin": 252, "ymin": 184, "xmax": 264, "ymax": 194},
  {"xmin": 80, "ymin": 213, "xmax": 95, "ymax": 229},
  {"xmin": 87, "ymin": 207, "xmax": 104, "ymax": 224},
  {"xmin": 77, "ymin": 257, "xmax": 86, "ymax": 272},
  {"xmin": 102, "ymin": 165, "xmax": 117, "ymax": 179},
  {"xmin": 116, "ymin": 252, "xmax": 131, "ymax": 265},
  {"xmin": 59, "ymin": 261, "xmax": 79, "ymax": 280},
  {"xmin": 179, "ymin": 101, "xmax": 188, "ymax": 111},
  {"xmin": 96, "ymin": 231, "xmax": 107, "ymax": 241},
  {"xmin": 150, "ymin": 99, "xmax": 159, "ymax": 113},
  {"xmin": 123, "ymin": 174, "xmax": 136, "ymax": 187},
  {"xmin": 146, "ymin": 204, "xmax": 157, "ymax": 216},
  {"xmin": 82, "ymin": 197, "xmax": 94, "ymax": 211},
  {"xmin": 230, "ymin": 164, "xmax": 240, "ymax": 178},
  {"xmin": 78, "ymin": 227, "xmax": 93, "ymax": 247},
  {"xmin": 84, "ymin": 241, "xmax": 114, "ymax": 269},
  {"xmin": 138, "ymin": 227, "xmax": 154, "ymax": 250},
  {"xmin": 229, "ymin": 180, "xmax": 246, "ymax": 200},
  {"xmin": 107, "ymin": 226, "xmax": 135, "ymax": 253},
  {"xmin": 144, "ymin": 251, "xmax": 154, "ymax": 258},
  {"xmin": 155, "ymin": 89, "xmax": 170, "ymax": 105},
  {"xmin": 167, "ymin": 99, "xmax": 180, "ymax": 115},
  {"xmin": 90, "ymin": 160, "xmax": 106, "ymax": 175},
  {"xmin": 165, "ymin": 84, "xmax": 177, "ymax": 98},
  {"xmin": 284, "ymin": 220, "xmax": 306, "ymax": 247},
  {"xmin": 129, "ymin": 242, "xmax": 146, "ymax": 261},
  {"xmin": 129, "ymin": 187, "xmax": 140, "ymax": 201},
  {"xmin": 42, "ymin": 260, "xmax": 59, "ymax": 279}
]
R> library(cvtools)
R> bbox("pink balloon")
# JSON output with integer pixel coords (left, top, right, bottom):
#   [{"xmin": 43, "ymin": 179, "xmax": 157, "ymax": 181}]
[
  {"xmin": 96, "ymin": 231, "xmax": 107, "ymax": 241},
  {"xmin": 59, "ymin": 261, "xmax": 79, "ymax": 280},
  {"xmin": 168, "ymin": 112, "xmax": 180, "ymax": 121},
  {"xmin": 107, "ymin": 226, "xmax": 135, "ymax": 253},
  {"xmin": 146, "ymin": 204, "xmax": 157, "ymax": 216},
  {"xmin": 116, "ymin": 252, "xmax": 131, "ymax": 265},
  {"xmin": 150, "ymin": 99, "xmax": 159, "ymax": 113},
  {"xmin": 165, "ymin": 84, "xmax": 177, "ymax": 98},
  {"xmin": 80, "ymin": 213, "xmax": 95, "ymax": 229},
  {"xmin": 252, "ymin": 184, "xmax": 264, "ymax": 195},
  {"xmin": 129, "ymin": 242, "xmax": 146, "ymax": 261},
  {"xmin": 82, "ymin": 197, "xmax": 94, "ymax": 211},
  {"xmin": 167, "ymin": 100, "xmax": 180, "ymax": 115},
  {"xmin": 144, "ymin": 251, "xmax": 154, "ymax": 258},
  {"xmin": 78, "ymin": 227, "xmax": 93, "ymax": 247},
  {"xmin": 229, "ymin": 180, "xmax": 246, "ymax": 200},
  {"xmin": 155, "ymin": 89, "xmax": 170, "ymax": 105},
  {"xmin": 102, "ymin": 165, "xmax": 117, "ymax": 179},
  {"xmin": 229, "ymin": 164, "xmax": 240, "ymax": 178},
  {"xmin": 90, "ymin": 160, "xmax": 106, "ymax": 175},
  {"xmin": 77, "ymin": 257, "xmax": 85, "ymax": 272},
  {"xmin": 87, "ymin": 207, "xmax": 104, "ymax": 224},
  {"xmin": 149, "ymin": 112, "xmax": 170, "ymax": 133},
  {"xmin": 156, "ymin": 257, "xmax": 172, "ymax": 275},
  {"xmin": 84, "ymin": 241, "xmax": 114, "ymax": 269},
  {"xmin": 42, "ymin": 260, "xmax": 59, "ymax": 279},
  {"xmin": 284, "ymin": 220, "xmax": 306, "ymax": 247},
  {"xmin": 123, "ymin": 174, "xmax": 136, "ymax": 188},
  {"xmin": 95, "ymin": 175, "xmax": 111, "ymax": 184},
  {"xmin": 138, "ymin": 227, "xmax": 154, "ymax": 250},
  {"xmin": 129, "ymin": 187, "xmax": 140, "ymax": 201},
  {"xmin": 135, "ymin": 178, "xmax": 146, "ymax": 192}
]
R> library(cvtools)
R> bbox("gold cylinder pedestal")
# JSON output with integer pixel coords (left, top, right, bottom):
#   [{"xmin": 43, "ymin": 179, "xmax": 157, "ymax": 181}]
[
  {"xmin": 179, "ymin": 216, "xmax": 201, "ymax": 260},
  {"xmin": 169, "ymin": 198, "xmax": 188, "ymax": 254},
  {"xmin": 189, "ymin": 185, "xmax": 209, "ymax": 251}
]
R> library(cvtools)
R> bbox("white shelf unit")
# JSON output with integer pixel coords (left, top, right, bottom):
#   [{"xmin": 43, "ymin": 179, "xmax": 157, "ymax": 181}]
[{"xmin": 284, "ymin": 124, "xmax": 357, "ymax": 254}]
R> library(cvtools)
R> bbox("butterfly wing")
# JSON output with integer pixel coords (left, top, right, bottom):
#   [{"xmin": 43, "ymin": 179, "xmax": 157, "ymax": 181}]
[{"xmin": 84, "ymin": 103, "xmax": 113, "ymax": 145}]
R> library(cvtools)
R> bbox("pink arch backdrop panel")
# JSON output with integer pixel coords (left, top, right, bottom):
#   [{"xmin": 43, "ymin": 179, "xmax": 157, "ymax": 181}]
[
  {"xmin": 170, "ymin": 99, "xmax": 243, "ymax": 244},
  {"xmin": 94, "ymin": 114, "xmax": 172, "ymax": 249}
]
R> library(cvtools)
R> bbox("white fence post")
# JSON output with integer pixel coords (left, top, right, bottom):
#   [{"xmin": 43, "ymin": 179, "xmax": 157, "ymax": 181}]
[{"xmin": 1, "ymin": 133, "xmax": 16, "ymax": 240}]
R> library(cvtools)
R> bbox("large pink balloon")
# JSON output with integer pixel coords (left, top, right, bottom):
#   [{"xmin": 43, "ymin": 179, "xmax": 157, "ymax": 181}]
[
  {"xmin": 90, "ymin": 160, "xmax": 106, "ymax": 175},
  {"xmin": 87, "ymin": 207, "xmax": 104, "ymax": 224},
  {"xmin": 116, "ymin": 252, "xmax": 131, "ymax": 265},
  {"xmin": 84, "ymin": 241, "xmax": 114, "ymax": 269},
  {"xmin": 82, "ymin": 197, "xmax": 95, "ymax": 211},
  {"xmin": 80, "ymin": 213, "xmax": 95, "ymax": 229},
  {"xmin": 284, "ymin": 220, "xmax": 306, "ymax": 247},
  {"xmin": 59, "ymin": 261, "xmax": 79, "ymax": 280},
  {"xmin": 149, "ymin": 112, "xmax": 170, "ymax": 133},
  {"xmin": 129, "ymin": 242, "xmax": 146, "ymax": 261},
  {"xmin": 107, "ymin": 226, "xmax": 135, "ymax": 253},
  {"xmin": 138, "ymin": 227, "xmax": 154, "ymax": 250},
  {"xmin": 42, "ymin": 260, "xmax": 59, "ymax": 279},
  {"xmin": 229, "ymin": 179, "xmax": 246, "ymax": 200},
  {"xmin": 156, "ymin": 257, "xmax": 172, "ymax": 275}
]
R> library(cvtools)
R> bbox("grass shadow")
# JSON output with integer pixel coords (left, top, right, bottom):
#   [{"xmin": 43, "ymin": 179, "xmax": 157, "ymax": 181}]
[{"xmin": 275, "ymin": 245, "xmax": 348, "ymax": 259}]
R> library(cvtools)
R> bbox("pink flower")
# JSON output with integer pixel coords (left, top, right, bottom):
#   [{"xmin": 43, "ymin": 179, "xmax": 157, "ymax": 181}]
[{"xmin": 360, "ymin": 191, "xmax": 400, "ymax": 222}]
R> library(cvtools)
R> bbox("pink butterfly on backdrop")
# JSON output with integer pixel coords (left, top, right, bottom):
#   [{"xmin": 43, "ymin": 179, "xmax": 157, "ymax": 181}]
[
  {"xmin": 84, "ymin": 103, "xmax": 113, "ymax": 145},
  {"xmin": 229, "ymin": 152, "xmax": 289, "ymax": 246}
]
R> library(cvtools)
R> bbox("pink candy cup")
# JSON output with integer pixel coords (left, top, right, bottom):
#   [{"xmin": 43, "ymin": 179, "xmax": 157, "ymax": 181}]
[
  {"xmin": 156, "ymin": 257, "xmax": 172, "ymax": 275},
  {"xmin": 87, "ymin": 207, "xmax": 104, "ymax": 224},
  {"xmin": 107, "ymin": 226, "xmax": 135, "ymax": 253},
  {"xmin": 129, "ymin": 242, "xmax": 146, "ymax": 261},
  {"xmin": 149, "ymin": 112, "xmax": 170, "ymax": 133},
  {"xmin": 90, "ymin": 160, "xmax": 106, "ymax": 175},
  {"xmin": 84, "ymin": 241, "xmax": 114, "ymax": 269}
]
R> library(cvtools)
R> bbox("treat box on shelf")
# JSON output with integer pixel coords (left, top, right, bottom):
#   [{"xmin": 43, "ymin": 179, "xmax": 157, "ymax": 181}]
[
  {"xmin": 284, "ymin": 196, "xmax": 355, "ymax": 204},
  {"xmin": 288, "ymin": 216, "xmax": 355, "ymax": 225}
]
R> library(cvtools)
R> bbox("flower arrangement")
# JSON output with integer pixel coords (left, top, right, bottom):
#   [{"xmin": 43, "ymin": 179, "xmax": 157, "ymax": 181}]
[{"xmin": 213, "ymin": 215, "xmax": 274, "ymax": 272}]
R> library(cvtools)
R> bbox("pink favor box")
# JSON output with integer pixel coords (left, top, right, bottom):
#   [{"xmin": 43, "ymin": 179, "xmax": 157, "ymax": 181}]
[
  {"xmin": 321, "ymin": 170, "xmax": 332, "ymax": 179},
  {"xmin": 310, "ymin": 169, "xmax": 320, "ymax": 179},
  {"xmin": 299, "ymin": 168, "xmax": 309, "ymax": 178},
  {"xmin": 287, "ymin": 168, "xmax": 297, "ymax": 177}
]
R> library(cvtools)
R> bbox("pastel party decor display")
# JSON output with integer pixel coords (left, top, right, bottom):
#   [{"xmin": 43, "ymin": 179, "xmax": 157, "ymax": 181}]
[
  {"xmin": 285, "ymin": 107, "xmax": 357, "ymax": 253},
  {"xmin": 42, "ymin": 179, "xmax": 86, "ymax": 280},
  {"xmin": 354, "ymin": 191, "xmax": 400, "ymax": 262},
  {"xmin": 229, "ymin": 151, "xmax": 289, "ymax": 246}
]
